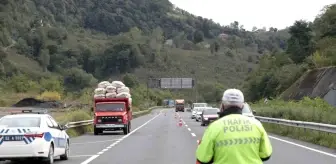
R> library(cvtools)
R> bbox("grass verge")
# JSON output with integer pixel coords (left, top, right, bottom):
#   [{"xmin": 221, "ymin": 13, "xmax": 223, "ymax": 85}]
[
  {"xmin": 53, "ymin": 109, "xmax": 92, "ymax": 137},
  {"xmin": 251, "ymin": 97, "xmax": 336, "ymax": 149}
]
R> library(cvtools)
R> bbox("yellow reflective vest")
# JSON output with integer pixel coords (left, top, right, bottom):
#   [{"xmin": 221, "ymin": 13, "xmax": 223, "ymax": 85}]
[{"xmin": 196, "ymin": 114, "xmax": 272, "ymax": 164}]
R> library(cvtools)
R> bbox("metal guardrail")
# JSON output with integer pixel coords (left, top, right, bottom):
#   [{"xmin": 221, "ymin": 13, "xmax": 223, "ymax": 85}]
[
  {"xmin": 255, "ymin": 116, "xmax": 336, "ymax": 133},
  {"xmin": 66, "ymin": 106, "xmax": 163, "ymax": 128}
]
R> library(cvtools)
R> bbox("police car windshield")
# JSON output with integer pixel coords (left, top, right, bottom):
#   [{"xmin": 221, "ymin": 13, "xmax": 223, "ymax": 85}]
[
  {"xmin": 204, "ymin": 108, "xmax": 219, "ymax": 114},
  {"xmin": 96, "ymin": 103, "xmax": 125, "ymax": 112},
  {"xmin": 0, "ymin": 117, "xmax": 40, "ymax": 127}
]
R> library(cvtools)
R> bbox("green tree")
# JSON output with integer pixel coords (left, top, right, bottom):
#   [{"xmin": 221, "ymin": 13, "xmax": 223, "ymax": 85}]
[
  {"xmin": 39, "ymin": 49, "xmax": 50, "ymax": 72},
  {"xmin": 193, "ymin": 30, "xmax": 204, "ymax": 43},
  {"xmin": 122, "ymin": 73, "xmax": 139, "ymax": 88},
  {"xmin": 286, "ymin": 20, "xmax": 315, "ymax": 63}
]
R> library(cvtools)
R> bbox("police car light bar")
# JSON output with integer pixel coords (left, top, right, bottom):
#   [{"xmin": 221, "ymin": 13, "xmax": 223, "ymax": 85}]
[
  {"xmin": 21, "ymin": 109, "xmax": 48, "ymax": 114},
  {"xmin": 8, "ymin": 108, "xmax": 48, "ymax": 115}
]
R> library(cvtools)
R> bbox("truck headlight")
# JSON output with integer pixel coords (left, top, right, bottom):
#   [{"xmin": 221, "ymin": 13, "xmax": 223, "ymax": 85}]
[
  {"xmin": 97, "ymin": 119, "xmax": 102, "ymax": 123},
  {"xmin": 118, "ymin": 118, "xmax": 122, "ymax": 122}
]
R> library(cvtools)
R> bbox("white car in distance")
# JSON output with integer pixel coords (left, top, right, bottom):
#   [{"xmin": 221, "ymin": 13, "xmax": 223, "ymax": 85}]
[
  {"xmin": 191, "ymin": 108, "xmax": 203, "ymax": 119},
  {"xmin": 242, "ymin": 103, "xmax": 257, "ymax": 118},
  {"xmin": 0, "ymin": 109, "xmax": 70, "ymax": 164}
]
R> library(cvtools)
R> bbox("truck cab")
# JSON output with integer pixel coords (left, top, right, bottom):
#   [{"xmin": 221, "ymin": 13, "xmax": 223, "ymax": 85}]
[
  {"xmin": 175, "ymin": 99, "xmax": 185, "ymax": 112},
  {"xmin": 92, "ymin": 98, "xmax": 132, "ymax": 135}
]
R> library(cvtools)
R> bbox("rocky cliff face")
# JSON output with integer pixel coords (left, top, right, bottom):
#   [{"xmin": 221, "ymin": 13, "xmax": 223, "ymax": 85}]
[{"xmin": 280, "ymin": 67, "xmax": 336, "ymax": 106}]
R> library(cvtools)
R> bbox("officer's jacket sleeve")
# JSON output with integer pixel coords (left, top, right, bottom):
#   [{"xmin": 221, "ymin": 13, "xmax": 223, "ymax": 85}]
[
  {"xmin": 196, "ymin": 123, "xmax": 217, "ymax": 163},
  {"xmin": 258, "ymin": 123, "xmax": 272, "ymax": 160}
]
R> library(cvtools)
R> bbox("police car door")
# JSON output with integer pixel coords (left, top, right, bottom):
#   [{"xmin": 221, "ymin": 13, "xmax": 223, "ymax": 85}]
[{"xmin": 46, "ymin": 116, "xmax": 65, "ymax": 156}]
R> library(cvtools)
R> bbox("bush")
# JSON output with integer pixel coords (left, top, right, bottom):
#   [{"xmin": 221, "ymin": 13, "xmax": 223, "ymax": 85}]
[
  {"xmin": 263, "ymin": 123, "xmax": 336, "ymax": 149},
  {"xmin": 36, "ymin": 91, "xmax": 62, "ymax": 101},
  {"xmin": 251, "ymin": 97, "xmax": 336, "ymax": 124},
  {"xmin": 251, "ymin": 97, "xmax": 336, "ymax": 148},
  {"xmin": 53, "ymin": 109, "xmax": 92, "ymax": 137}
]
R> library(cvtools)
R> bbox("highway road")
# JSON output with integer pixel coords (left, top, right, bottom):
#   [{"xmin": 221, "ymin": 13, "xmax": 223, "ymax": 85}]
[{"xmin": 1, "ymin": 108, "xmax": 336, "ymax": 163}]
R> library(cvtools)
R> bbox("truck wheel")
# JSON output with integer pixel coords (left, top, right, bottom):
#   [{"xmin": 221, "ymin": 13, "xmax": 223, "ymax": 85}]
[
  {"xmin": 123, "ymin": 124, "xmax": 130, "ymax": 135},
  {"xmin": 94, "ymin": 128, "xmax": 99, "ymax": 135}
]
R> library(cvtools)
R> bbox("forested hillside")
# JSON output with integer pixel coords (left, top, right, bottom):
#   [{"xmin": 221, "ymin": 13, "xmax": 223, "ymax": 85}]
[
  {"xmin": 0, "ymin": 0, "xmax": 288, "ymax": 104},
  {"xmin": 243, "ymin": 4, "xmax": 336, "ymax": 101}
]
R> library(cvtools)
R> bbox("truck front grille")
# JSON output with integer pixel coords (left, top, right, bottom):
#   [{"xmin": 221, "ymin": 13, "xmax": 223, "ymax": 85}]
[{"xmin": 98, "ymin": 116, "xmax": 122, "ymax": 123}]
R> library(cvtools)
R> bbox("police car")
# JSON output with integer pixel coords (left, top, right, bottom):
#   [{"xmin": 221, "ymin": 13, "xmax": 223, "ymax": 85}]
[{"xmin": 0, "ymin": 109, "xmax": 70, "ymax": 163}]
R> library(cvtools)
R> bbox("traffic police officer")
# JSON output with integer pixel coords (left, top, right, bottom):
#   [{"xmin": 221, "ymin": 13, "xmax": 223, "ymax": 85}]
[{"xmin": 196, "ymin": 88, "xmax": 272, "ymax": 164}]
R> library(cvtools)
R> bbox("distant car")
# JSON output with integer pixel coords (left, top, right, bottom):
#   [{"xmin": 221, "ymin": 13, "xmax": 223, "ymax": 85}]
[
  {"xmin": 242, "ymin": 102, "xmax": 257, "ymax": 118},
  {"xmin": 195, "ymin": 108, "xmax": 206, "ymax": 122},
  {"xmin": 200, "ymin": 108, "xmax": 220, "ymax": 125},
  {"xmin": 0, "ymin": 109, "xmax": 70, "ymax": 163},
  {"xmin": 199, "ymin": 103, "xmax": 256, "ymax": 126},
  {"xmin": 191, "ymin": 108, "xmax": 204, "ymax": 119},
  {"xmin": 191, "ymin": 103, "xmax": 208, "ymax": 110}
]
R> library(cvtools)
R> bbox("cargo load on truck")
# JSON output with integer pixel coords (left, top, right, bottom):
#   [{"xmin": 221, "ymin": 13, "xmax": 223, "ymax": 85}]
[
  {"xmin": 92, "ymin": 80, "xmax": 133, "ymax": 135},
  {"xmin": 175, "ymin": 99, "xmax": 185, "ymax": 112},
  {"xmin": 93, "ymin": 81, "xmax": 131, "ymax": 104}
]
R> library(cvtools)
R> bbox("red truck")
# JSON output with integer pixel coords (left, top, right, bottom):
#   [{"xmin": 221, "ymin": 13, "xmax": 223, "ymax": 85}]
[{"xmin": 91, "ymin": 98, "xmax": 132, "ymax": 135}]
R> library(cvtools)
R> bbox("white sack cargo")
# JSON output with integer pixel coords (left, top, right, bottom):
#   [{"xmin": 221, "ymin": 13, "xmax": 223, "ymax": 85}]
[
  {"xmin": 128, "ymin": 97, "xmax": 132, "ymax": 105},
  {"xmin": 94, "ymin": 88, "xmax": 106, "ymax": 95},
  {"xmin": 111, "ymin": 81, "xmax": 125, "ymax": 88},
  {"xmin": 117, "ymin": 86, "xmax": 130, "ymax": 94},
  {"xmin": 106, "ymin": 92, "xmax": 117, "ymax": 98},
  {"xmin": 97, "ymin": 81, "xmax": 110, "ymax": 88},
  {"xmin": 106, "ymin": 85, "xmax": 117, "ymax": 93},
  {"xmin": 94, "ymin": 94, "xmax": 105, "ymax": 98},
  {"xmin": 116, "ymin": 92, "xmax": 131, "ymax": 98}
]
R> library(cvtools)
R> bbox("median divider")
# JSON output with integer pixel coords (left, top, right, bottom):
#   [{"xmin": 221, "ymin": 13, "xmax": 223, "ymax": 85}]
[{"xmin": 65, "ymin": 106, "xmax": 164, "ymax": 137}]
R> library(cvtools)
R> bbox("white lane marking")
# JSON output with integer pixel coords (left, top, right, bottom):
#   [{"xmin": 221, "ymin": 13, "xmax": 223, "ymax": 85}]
[
  {"xmin": 80, "ymin": 155, "xmax": 99, "ymax": 164},
  {"xmin": 110, "ymin": 143, "xmax": 117, "ymax": 147},
  {"xmin": 269, "ymin": 135, "xmax": 336, "ymax": 158},
  {"xmin": 188, "ymin": 128, "xmax": 191, "ymax": 131},
  {"xmin": 71, "ymin": 139, "xmax": 121, "ymax": 145},
  {"xmin": 80, "ymin": 112, "xmax": 162, "ymax": 164},
  {"xmin": 70, "ymin": 155, "xmax": 95, "ymax": 157},
  {"xmin": 191, "ymin": 133, "xmax": 196, "ymax": 137},
  {"xmin": 185, "ymin": 124, "xmax": 188, "ymax": 127},
  {"xmin": 102, "ymin": 148, "xmax": 108, "ymax": 152}
]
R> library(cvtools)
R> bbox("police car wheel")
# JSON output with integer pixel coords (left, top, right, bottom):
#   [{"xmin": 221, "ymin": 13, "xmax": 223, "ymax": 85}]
[
  {"xmin": 43, "ymin": 145, "xmax": 54, "ymax": 164},
  {"xmin": 60, "ymin": 141, "xmax": 69, "ymax": 160}
]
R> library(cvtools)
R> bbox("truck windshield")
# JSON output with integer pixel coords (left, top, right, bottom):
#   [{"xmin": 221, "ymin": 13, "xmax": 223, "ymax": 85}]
[{"xmin": 96, "ymin": 103, "xmax": 125, "ymax": 112}]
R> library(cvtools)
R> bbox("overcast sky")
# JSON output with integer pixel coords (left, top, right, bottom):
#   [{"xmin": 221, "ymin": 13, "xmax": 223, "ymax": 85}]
[{"xmin": 169, "ymin": 0, "xmax": 335, "ymax": 30}]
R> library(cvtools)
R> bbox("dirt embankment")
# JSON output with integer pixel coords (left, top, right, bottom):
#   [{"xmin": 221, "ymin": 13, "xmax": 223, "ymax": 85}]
[{"xmin": 280, "ymin": 67, "xmax": 336, "ymax": 105}]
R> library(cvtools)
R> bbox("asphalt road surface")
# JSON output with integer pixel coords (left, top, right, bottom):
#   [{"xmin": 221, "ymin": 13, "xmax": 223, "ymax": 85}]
[{"xmin": 1, "ymin": 108, "xmax": 336, "ymax": 164}]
